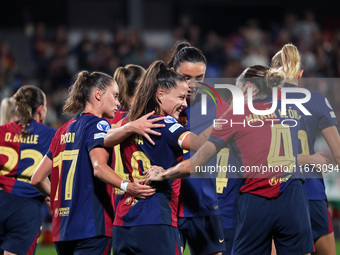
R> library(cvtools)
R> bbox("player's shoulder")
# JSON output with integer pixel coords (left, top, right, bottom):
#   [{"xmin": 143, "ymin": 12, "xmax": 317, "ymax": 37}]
[
  {"xmin": 76, "ymin": 114, "xmax": 111, "ymax": 132},
  {"xmin": 33, "ymin": 121, "xmax": 57, "ymax": 133},
  {"xmin": 0, "ymin": 122, "xmax": 12, "ymax": 132},
  {"xmin": 308, "ymin": 88, "xmax": 325, "ymax": 99},
  {"xmin": 93, "ymin": 118, "xmax": 111, "ymax": 132},
  {"xmin": 163, "ymin": 115, "xmax": 178, "ymax": 124}
]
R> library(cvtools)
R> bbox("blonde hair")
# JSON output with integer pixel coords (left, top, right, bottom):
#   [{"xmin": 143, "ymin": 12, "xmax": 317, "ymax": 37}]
[
  {"xmin": 271, "ymin": 43, "xmax": 301, "ymax": 83},
  {"xmin": 12, "ymin": 85, "xmax": 46, "ymax": 137},
  {"xmin": 114, "ymin": 64, "xmax": 145, "ymax": 110},
  {"xmin": 0, "ymin": 97, "xmax": 18, "ymax": 125}
]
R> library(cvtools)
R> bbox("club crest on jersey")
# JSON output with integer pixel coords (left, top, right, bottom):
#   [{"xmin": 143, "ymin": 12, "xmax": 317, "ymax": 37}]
[
  {"xmin": 97, "ymin": 120, "xmax": 110, "ymax": 131},
  {"xmin": 124, "ymin": 197, "xmax": 138, "ymax": 206},
  {"xmin": 164, "ymin": 116, "xmax": 176, "ymax": 123}
]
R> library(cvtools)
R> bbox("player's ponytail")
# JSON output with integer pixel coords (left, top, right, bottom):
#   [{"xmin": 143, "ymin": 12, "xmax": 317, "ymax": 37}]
[
  {"xmin": 13, "ymin": 85, "xmax": 45, "ymax": 137},
  {"xmin": 114, "ymin": 65, "xmax": 145, "ymax": 111},
  {"xmin": 166, "ymin": 41, "xmax": 206, "ymax": 70},
  {"xmin": 166, "ymin": 41, "xmax": 191, "ymax": 68},
  {"xmin": 63, "ymin": 70, "xmax": 114, "ymax": 115},
  {"xmin": 238, "ymin": 65, "xmax": 285, "ymax": 96},
  {"xmin": 271, "ymin": 43, "xmax": 301, "ymax": 83},
  {"xmin": 128, "ymin": 60, "xmax": 186, "ymax": 121},
  {"xmin": 265, "ymin": 68, "xmax": 285, "ymax": 90}
]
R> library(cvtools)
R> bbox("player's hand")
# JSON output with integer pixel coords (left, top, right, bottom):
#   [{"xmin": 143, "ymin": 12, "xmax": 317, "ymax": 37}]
[
  {"xmin": 311, "ymin": 152, "xmax": 330, "ymax": 172},
  {"xmin": 145, "ymin": 166, "xmax": 166, "ymax": 184},
  {"xmin": 128, "ymin": 111, "xmax": 166, "ymax": 145},
  {"xmin": 126, "ymin": 179, "xmax": 156, "ymax": 199},
  {"xmin": 44, "ymin": 196, "xmax": 51, "ymax": 210},
  {"xmin": 242, "ymin": 83, "xmax": 257, "ymax": 103},
  {"xmin": 311, "ymin": 152, "xmax": 330, "ymax": 164}
]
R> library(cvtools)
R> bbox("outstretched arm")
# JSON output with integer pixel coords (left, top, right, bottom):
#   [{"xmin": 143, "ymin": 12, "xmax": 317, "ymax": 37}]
[
  {"xmin": 31, "ymin": 156, "xmax": 53, "ymax": 196},
  {"xmin": 104, "ymin": 111, "xmax": 166, "ymax": 147},
  {"xmin": 298, "ymin": 152, "xmax": 330, "ymax": 166},
  {"xmin": 189, "ymin": 101, "xmax": 233, "ymax": 152},
  {"xmin": 321, "ymin": 126, "xmax": 340, "ymax": 165},
  {"xmin": 146, "ymin": 141, "xmax": 218, "ymax": 182},
  {"xmin": 90, "ymin": 147, "xmax": 155, "ymax": 199}
]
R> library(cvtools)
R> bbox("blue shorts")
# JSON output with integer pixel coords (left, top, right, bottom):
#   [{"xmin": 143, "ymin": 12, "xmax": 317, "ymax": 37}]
[
  {"xmin": 54, "ymin": 235, "xmax": 111, "ymax": 255},
  {"xmin": 222, "ymin": 228, "xmax": 235, "ymax": 255},
  {"xmin": 233, "ymin": 181, "xmax": 314, "ymax": 255},
  {"xmin": 112, "ymin": 225, "xmax": 181, "ymax": 255},
  {"xmin": 309, "ymin": 200, "xmax": 333, "ymax": 240},
  {"xmin": 178, "ymin": 215, "xmax": 225, "ymax": 255},
  {"xmin": 0, "ymin": 190, "xmax": 43, "ymax": 255}
]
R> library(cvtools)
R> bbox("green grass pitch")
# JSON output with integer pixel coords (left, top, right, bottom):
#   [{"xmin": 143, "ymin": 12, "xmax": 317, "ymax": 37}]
[{"xmin": 35, "ymin": 241, "xmax": 340, "ymax": 255}]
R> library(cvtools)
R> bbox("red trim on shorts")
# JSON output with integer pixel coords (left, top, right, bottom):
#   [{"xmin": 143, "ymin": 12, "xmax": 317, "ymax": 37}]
[
  {"xmin": 104, "ymin": 238, "xmax": 111, "ymax": 255},
  {"xmin": 27, "ymin": 230, "xmax": 40, "ymax": 255},
  {"xmin": 326, "ymin": 202, "xmax": 334, "ymax": 233}
]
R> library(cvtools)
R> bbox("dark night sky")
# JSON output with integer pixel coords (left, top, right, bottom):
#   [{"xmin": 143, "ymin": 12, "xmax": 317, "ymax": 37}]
[{"xmin": 1, "ymin": 0, "xmax": 340, "ymax": 34}]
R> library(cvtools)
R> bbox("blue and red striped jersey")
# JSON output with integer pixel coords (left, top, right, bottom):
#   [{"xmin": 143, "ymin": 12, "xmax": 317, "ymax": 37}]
[
  {"xmin": 178, "ymin": 97, "xmax": 220, "ymax": 217},
  {"xmin": 209, "ymin": 96, "xmax": 304, "ymax": 198},
  {"xmin": 283, "ymin": 83, "xmax": 338, "ymax": 200},
  {"xmin": 107, "ymin": 109, "xmax": 129, "ymax": 209},
  {"xmin": 0, "ymin": 120, "xmax": 56, "ymax": 198},
  {"xmin": 114, "ymin": 115, "xmax": 186, "ymax": 227},
  {"xmin": 214, "ymin": 102, "xmax": 243, "ymax": 229},
  {"xmin": 47, "ymin": 113, "xmax": 114, "ymax": 242}
]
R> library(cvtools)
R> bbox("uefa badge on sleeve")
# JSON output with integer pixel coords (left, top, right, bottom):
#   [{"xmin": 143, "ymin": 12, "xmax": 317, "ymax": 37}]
[{"xmin": 97, "ymin": 120, "xmax": 110, "ymax": 131}]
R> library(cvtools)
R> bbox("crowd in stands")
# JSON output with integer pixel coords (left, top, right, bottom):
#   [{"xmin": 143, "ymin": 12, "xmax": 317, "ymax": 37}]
[{"xmin": 1, "ymin": 10, "xmax": 340, "ymax": 128}]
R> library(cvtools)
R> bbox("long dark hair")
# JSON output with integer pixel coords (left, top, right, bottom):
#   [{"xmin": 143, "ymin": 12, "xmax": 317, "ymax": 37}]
[
  {"xmin": 166, "ymin": 41, "xmax": 207, "ymax": 70},
  {"xmin": 127, "ymin": 60, "xmax": 186, "ymax": 121},
  {"xmin": 13, "ymin": 85, "xmax": 46, "ymax": 137},
  {"xmin": 63, "ymin": 70, "xmax": 114, "ymax": 115}
]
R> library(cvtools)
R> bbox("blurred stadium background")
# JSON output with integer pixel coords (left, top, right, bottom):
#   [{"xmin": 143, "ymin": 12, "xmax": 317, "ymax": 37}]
[{"xmin": 1, "ymin": 0, "xmax": 340, "ymax": 253}]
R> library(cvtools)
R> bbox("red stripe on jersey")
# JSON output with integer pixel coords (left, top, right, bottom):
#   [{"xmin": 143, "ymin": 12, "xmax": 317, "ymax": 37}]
[
  {"xmin": 50, "ymin": 119, "xmax": 74, "ymax": 242},
  {"xmin": 170, "ymin": 178, "xmax": 181, "ymax": 227},
  {"xmin": 171, "ymin": 152, "xmax": 182, "ymax": 225},
  {"xmin": 107, "ymin": 109, "xmax": 128, "ymax": 126},
  {"xmin": 176, "ymin": 153, "xmax": 184, "ymax": 218},
  {"xmin": 0, "ymin": 176, "xmax": 15, "ymax": 193},
  {"xmin": 113, "ymin": 193, "xmax": 135, "ymax": 226},
  {"xmin": 107, "ymin": 110, "xmax": 127, "ymax": 208},
  {"xmin": 0, "ymin": 122, "xmax": 22, "ymax": 192},
  {"xmin": 177, "ymin": 179, "xmax": 185, "ymax": 217},
  {"xmin": 104, "ymin": 184, "xmax": 114, "ymax": 236}
]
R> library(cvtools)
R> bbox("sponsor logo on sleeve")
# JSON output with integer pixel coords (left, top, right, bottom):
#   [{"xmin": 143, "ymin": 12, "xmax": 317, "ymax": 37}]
[
  {"xmin": 325, "ymin": 98, "xmax": 336, "ymax": 118},
  {"xmin": 97, "ymin": 120, "xmax": 110, "ymax": 131},
  {"xmin": 94, "ymin": 132, "xmax": 106, "ymax": 139},
  {"xmin": 169, "ymin": 123, "xmax": 182, "ymax": 133}
]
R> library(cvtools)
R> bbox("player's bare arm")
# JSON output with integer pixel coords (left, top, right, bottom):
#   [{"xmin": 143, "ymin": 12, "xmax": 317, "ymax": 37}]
[{"xmin": 104, "ymin": 111, "xmax": 166, "ymax": 147}]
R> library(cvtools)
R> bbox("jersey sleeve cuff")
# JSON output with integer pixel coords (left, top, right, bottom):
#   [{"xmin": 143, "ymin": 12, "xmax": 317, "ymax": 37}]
[
  {"xmin": 208, "ymin": 135, "xmax": 227, "ymax": 151},
  {"xmin": 87, "ymin": 139, "xmax": 105, "ymax": 152},
  {"xmin": 46, "ymin": 150, "xmax": 53, "ymax": 160}
]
